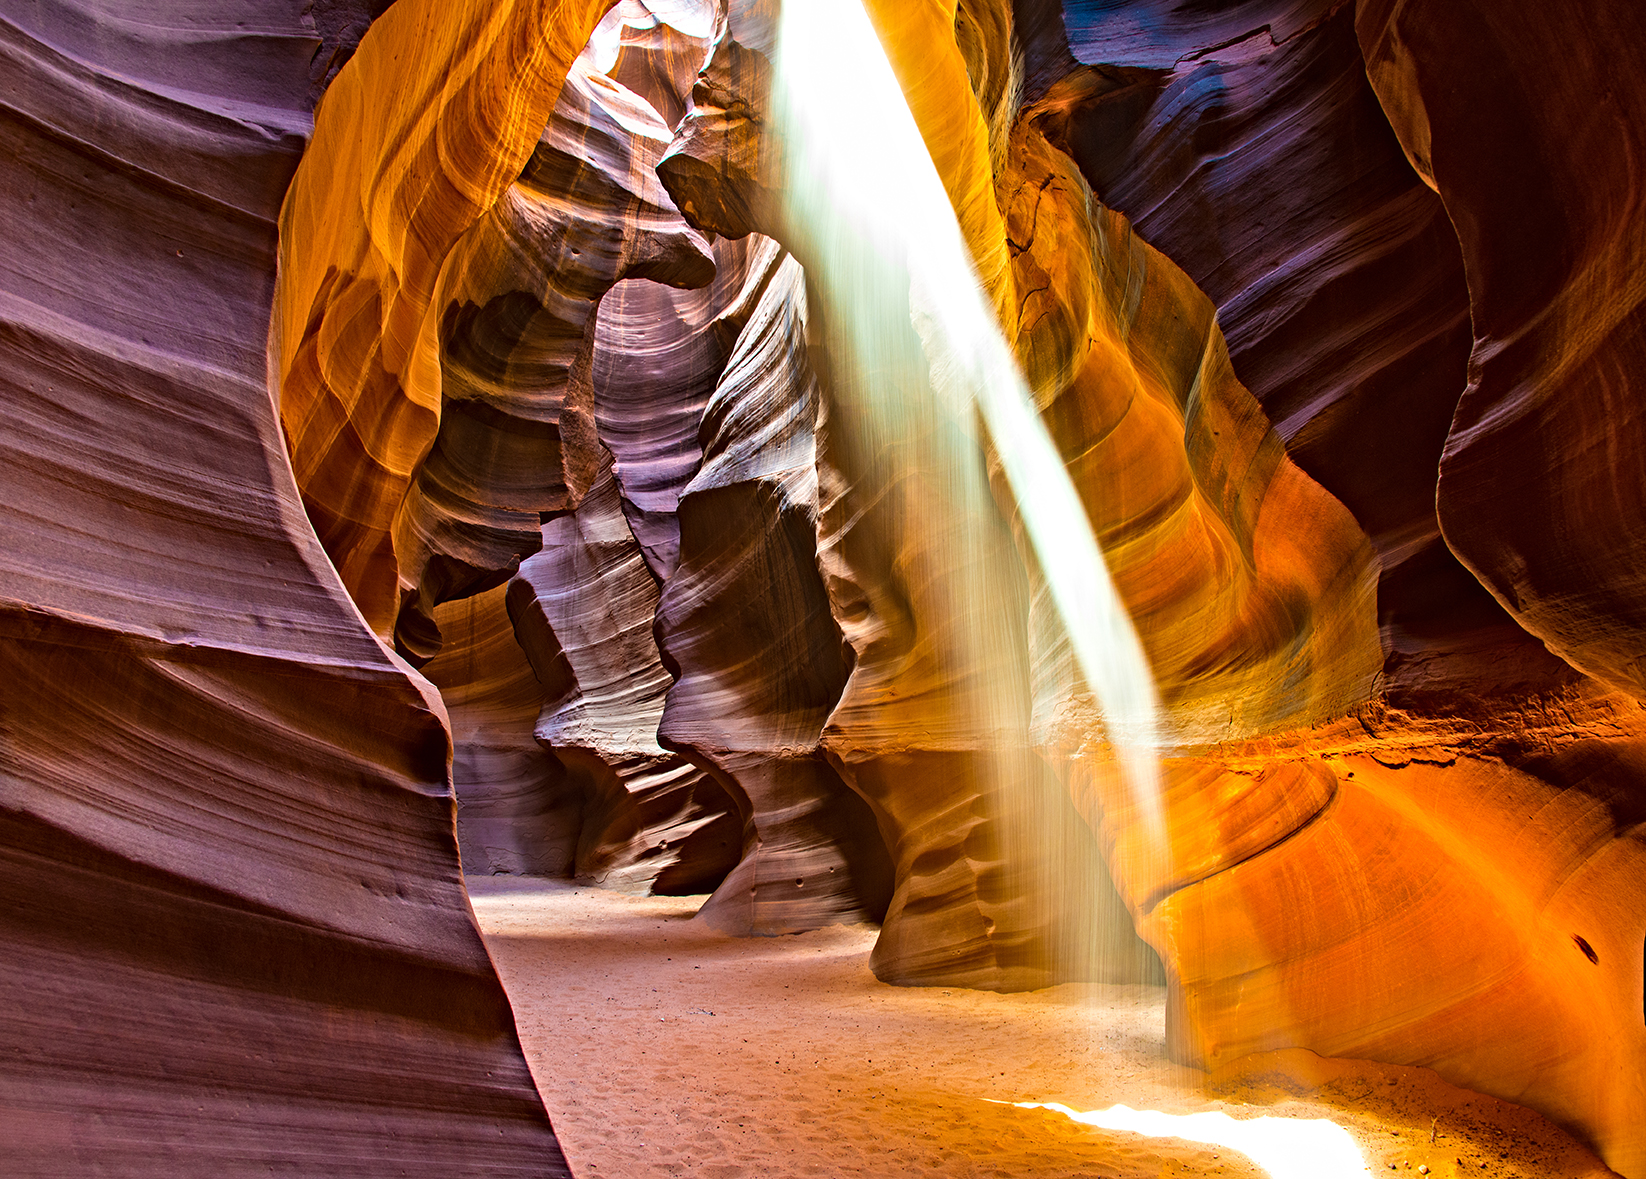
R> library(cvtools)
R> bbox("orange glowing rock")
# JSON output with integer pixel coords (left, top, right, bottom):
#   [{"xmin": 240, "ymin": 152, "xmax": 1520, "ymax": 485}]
[
  {"xmin": 273, "ymin": 0, "xmax": 617, "ymax": 635},
  {"xmin": 29, "ymin": 0, "xmax": 1636, "ymax": 1171}
]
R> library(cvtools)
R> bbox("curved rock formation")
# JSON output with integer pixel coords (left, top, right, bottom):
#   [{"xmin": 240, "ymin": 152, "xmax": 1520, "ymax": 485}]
[
  {"xmin": 15, "ymin": 0, "xmax": 1646, "ymax": 1173},
  {"xmin": 1356, "ymin": 0, "xmax": 1646, "ymax": 702},
  {"xmin": 1001, "ymin": 113, "xmax": 1381, "ymax": 740},
  {"xmin": 592, "ymin": 234, "xmax": 765, "ymax": 580},
  {"xmin": 651, "ymin": 4, "xmax": 1646, "ymax": 1170},
  {"xmin": 659, "ymin": 4, "xmax": 1379, "ymax": 987},
  {"xmin": 1066, "ymin": 692, "xmax": 1646, "ymax": 1179},
  {"xmin": 508, "ymin": 454, "xmax": 741, "ymax": 895},
  {"xmin": 392, "ymin": 44, "xmax": 716, "ymax": 664},
  {"xmin": 1046, "ymin": 0, "xmax": 1577, "ymax": 702},
  {"xmin": 0, "ymin": 0, "xmax": 568, "ymax": 1172},
  {"xmin": 272, "ymin": 0, "xmax": 615, "ymax": 637},
  {"xmin": 655, "ymin": 241, "xmax": 896, "ymax": 935},
  {"xmin": 1041, "ymin": 2, "xmax": 1646, "ymax": 1170}
]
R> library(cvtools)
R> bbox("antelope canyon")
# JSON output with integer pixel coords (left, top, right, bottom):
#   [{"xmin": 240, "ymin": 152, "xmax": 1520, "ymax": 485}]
[{"xmin": 2, "ymin": 0, "xmax": 1641, "ymax": 1176}]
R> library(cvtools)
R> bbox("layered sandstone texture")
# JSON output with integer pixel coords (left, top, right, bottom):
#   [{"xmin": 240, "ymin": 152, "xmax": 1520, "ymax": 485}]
[
  {"xmin": 1356, "ymin": 0, "xmax": 1646, "ymax": 701},
  {"xmin": 1038, "ymin": 1, "xmax": 1646, "ymax": 1173},
  {"xmin": 403, "ymin": 4, "xmax": 896, "ymax": 922},
  {"xmin": 462, "ymin": 0, "xmax": 1644, "ymax": 1171},
  {"xmin": 0, "ymin": 0, "xmax": 574, "ymax": 1174},
  {"xmin": 7, "ymin": 0, "xmax": 1646, "ymax": 1176},
  {"xmin": 1047, "ymin": 0, "xmax": 1577, "ymax": 701}
]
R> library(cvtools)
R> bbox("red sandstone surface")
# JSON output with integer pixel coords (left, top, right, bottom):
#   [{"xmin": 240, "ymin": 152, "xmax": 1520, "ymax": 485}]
[{"xmin": 3, "ymin": 0, "xmax": 1644, "ymax": 1175}]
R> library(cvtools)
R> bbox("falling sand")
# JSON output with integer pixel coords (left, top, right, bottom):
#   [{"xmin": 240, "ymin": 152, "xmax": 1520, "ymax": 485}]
[{"xmin": 471, "ymin": 877, "xmax": 1619, "ymax": 1179}]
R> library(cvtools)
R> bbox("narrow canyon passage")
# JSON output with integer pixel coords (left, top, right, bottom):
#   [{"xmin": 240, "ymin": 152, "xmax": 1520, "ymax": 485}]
[
  {"xmin": 472, "ymin": 878, "xmax": 1615, "ymax": 1179},
  {"xmin": 8, "ymin": 0, "xmax": 1646, "ymax": 1172}
]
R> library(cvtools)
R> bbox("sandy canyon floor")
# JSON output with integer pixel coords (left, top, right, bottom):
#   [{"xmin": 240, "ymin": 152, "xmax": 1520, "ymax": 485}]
[{"xmin": 470, "ymin": 878, "xmax": 1617, "ymax": 1179}]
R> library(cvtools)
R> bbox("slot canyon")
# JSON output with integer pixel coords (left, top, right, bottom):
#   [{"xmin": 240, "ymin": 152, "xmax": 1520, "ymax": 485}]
[{"xmin": 2, "ymin": 0, "xmax": 1644, "ymax": 1175}]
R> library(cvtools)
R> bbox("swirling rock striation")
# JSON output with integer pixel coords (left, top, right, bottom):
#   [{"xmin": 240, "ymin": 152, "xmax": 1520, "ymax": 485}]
[
  {"xmin": 592, "ymin": 234, "xmax": 766, "ymax": 581},
  {"xmin": 272, "ymin": 0, "xmax": 616, "ymax": 636},
  {"xmin": 0, "ymin": 0, "xmax": 569, "ymax": 1173},
  {"xmin": 392, "ymin": 46, "xmax": 715, "ymax": 665},
  {"xmin": 1037, "ymin": 2, "xmax": 1646, "ymax": 1171},
  {"xmin": 1049, "ymin": 0, "xmax": 1575, "ymax": 701},
  {"xmin": 655, "ymin": 240, "xmax": 896, "ymax": 935},
  {"xmin": 1356, "ymin": 0, "xmax": 1646, "ymax": 703},
  {"xmin": 651, "ymin": 4, "xmax": 1646, "ymax": 1170},
  {"xmin": 660, "ymin": 7, "xmax": 1379, "ymax": 987},
  {"xmin": 508, "ymin": 455, "xmax": 740, "ymax": 895},
  {"xmin": 407, "ymin": 3, "xmax": 762, "ymax": 901},
  {"xmin": 28, "ymin": 0, "xmax": 1639, "ymax": 1172}
]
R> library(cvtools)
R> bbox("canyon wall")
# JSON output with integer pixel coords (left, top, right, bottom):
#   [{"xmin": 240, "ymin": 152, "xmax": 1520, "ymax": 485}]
[
  {"xmin": 5, "ymin": 0, "xmax": 1645, "ymax": 1174},
  {"xmin": 0, "ymin": 0, "xmax": 576, "ymax": 1174},
  {"xmin": 1039, "ymin": 2, "xmax": 1646, "ymax": 1171}
]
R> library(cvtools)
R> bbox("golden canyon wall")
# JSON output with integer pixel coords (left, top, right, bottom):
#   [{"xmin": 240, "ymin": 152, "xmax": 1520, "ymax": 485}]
[
  {"xmin": 5, "ymin": 0, "xmax": 1645, "ymax": 1175},
  {"xmin": 1039, "ymin": 1, "xmax": 1646, "ymax": 1170}
]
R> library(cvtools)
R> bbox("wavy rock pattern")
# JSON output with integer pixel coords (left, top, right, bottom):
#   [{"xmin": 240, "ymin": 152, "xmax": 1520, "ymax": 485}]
[
  {"xmin": 273, "ymin": 0, "xmax": 614, "ymax": 637},
  {"xmin": 20, "ymin": 0, "xmax": 1645, "ymax": 1172},
  {"xmin": 399, "ymin": 3, "xmax": 769, "ymax": 904},
  {"xmin": 1041, "ymin": 3, "xmax": 1646, "ymax": 1170},
  {"xmin": 1068, "ymin": 694, "xmax": 1646, "ymax": 1179},
  {"xmin": 1050, "ymin": 0, "xmax": 1575, "ymax": 701},
  {"xmin": 655, "ymin": 242, "xmax": 896, "ymax": 935},
  {"xmin": 595, "ymin": 1, "xmax": 714, "ymax": 132},
  {"xmin": 508, "ymin": 456, "xmax": 740, "ymax": 895},
  {"xmin": 0, "ymin": 0, "xmax": 567, "ymax": 1173},
  {"xmin": 593, "ymin": 235, "xmax": 763, "ymax": 580},
  {"xmin": 1002, "ymin": 116, "xmax": 1381, "ymax": 741},
  {"xmin": 661, "ymin": 8, "xmax": 1378, "ymax": 986},
  {"xmin": 1356, "ymin": 0, "xmax": 1646, "ymax": 702},
  {"xmin": 392, "ymin": 48, "xmax": 715, "ymax": 664},
  {"xmin": 654, "ymin": 5, "xmax": 1645, "ymax": 1169}
]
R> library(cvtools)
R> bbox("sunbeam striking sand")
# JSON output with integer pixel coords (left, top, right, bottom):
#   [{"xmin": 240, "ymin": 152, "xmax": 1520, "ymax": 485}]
[
  {"xmin": 472, "ymin": 878, "xmax": 1619, "ymax": 1179},
  {"xmin": 1012, "ymin": 1102, "xmax": 1369, "ymax": 1179}
]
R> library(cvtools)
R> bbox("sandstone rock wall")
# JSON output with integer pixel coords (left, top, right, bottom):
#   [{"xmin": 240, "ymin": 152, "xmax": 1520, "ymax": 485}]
[
  {"xmin": 407, "ymin": 4, "xmax": 898, "ymax": 917},
  {"xmin": 0, "ymin": 0, "xmax": 570, "ymax": 1172},
  {"xmin": 649, "ymin": 2, "xmax": 1645, "ymax": 1170},
  {"xmin": 1044, "ymin": 2, "xmax": 1646, "ymax": 1171},
  {"xmin": 392, "ymin": 53, "xmax": 716, "ymax": 665},
  {"xmin": 1356, "ymin": 0, "xmax": 1646, "ymax": 703},
  {"xmin": 1047, "ymin": 0, "xmax": 1575, "ymax": 701},
  {"xmin": 656, "ymin": 243, "xmax": 897, "ymax": 935},
  {"xmin": 272, "ymin": 0, "xmax": 616, "ymax": 636},
  {"xmin": 10, "ymin": 0, "xmax": 1646, "ymax": 1174},
  {"xmin": 426, "ymin": 586, "xmax": 583, "ymax": 877}
]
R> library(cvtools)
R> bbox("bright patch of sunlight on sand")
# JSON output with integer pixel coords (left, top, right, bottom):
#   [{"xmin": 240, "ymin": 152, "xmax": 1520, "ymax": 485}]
[{"xmin": 1015, "ymin": 1102, "xmax": 1373, "ymax": 1179}]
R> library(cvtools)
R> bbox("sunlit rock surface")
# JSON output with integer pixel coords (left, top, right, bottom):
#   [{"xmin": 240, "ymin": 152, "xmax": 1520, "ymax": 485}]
[
  {"xmin": 0, "ymin": 0, "xmax": 569, "ymax": 1173},
  {"xmin": 273, "ymin": 0, "xmax": 617, "ymax": 637},
  {"xmin": 659, "ymin": 1, "xmax": 1378, "ymax": 988},
  {"xmin": 1044, "ymin": 2, "xmax": 1646, "ymax": 1171},
  {"xmin": 9, "ymin": 0, "xmax": 1646, "ymax": 1174},
  {"xmin": 654, "ymin": 241, "xmax": 897, "ymax": 935},
  {"xmin": 592, "ymin": 235, "xmax": 767, "ymax": 581},
  {"xmin": 392, "ymin": 52, "xmax": 716, "ymax": 665},
  {"xmin": 1045, "ymin": 0, "xmax": 1577, "ymax": 702}
]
